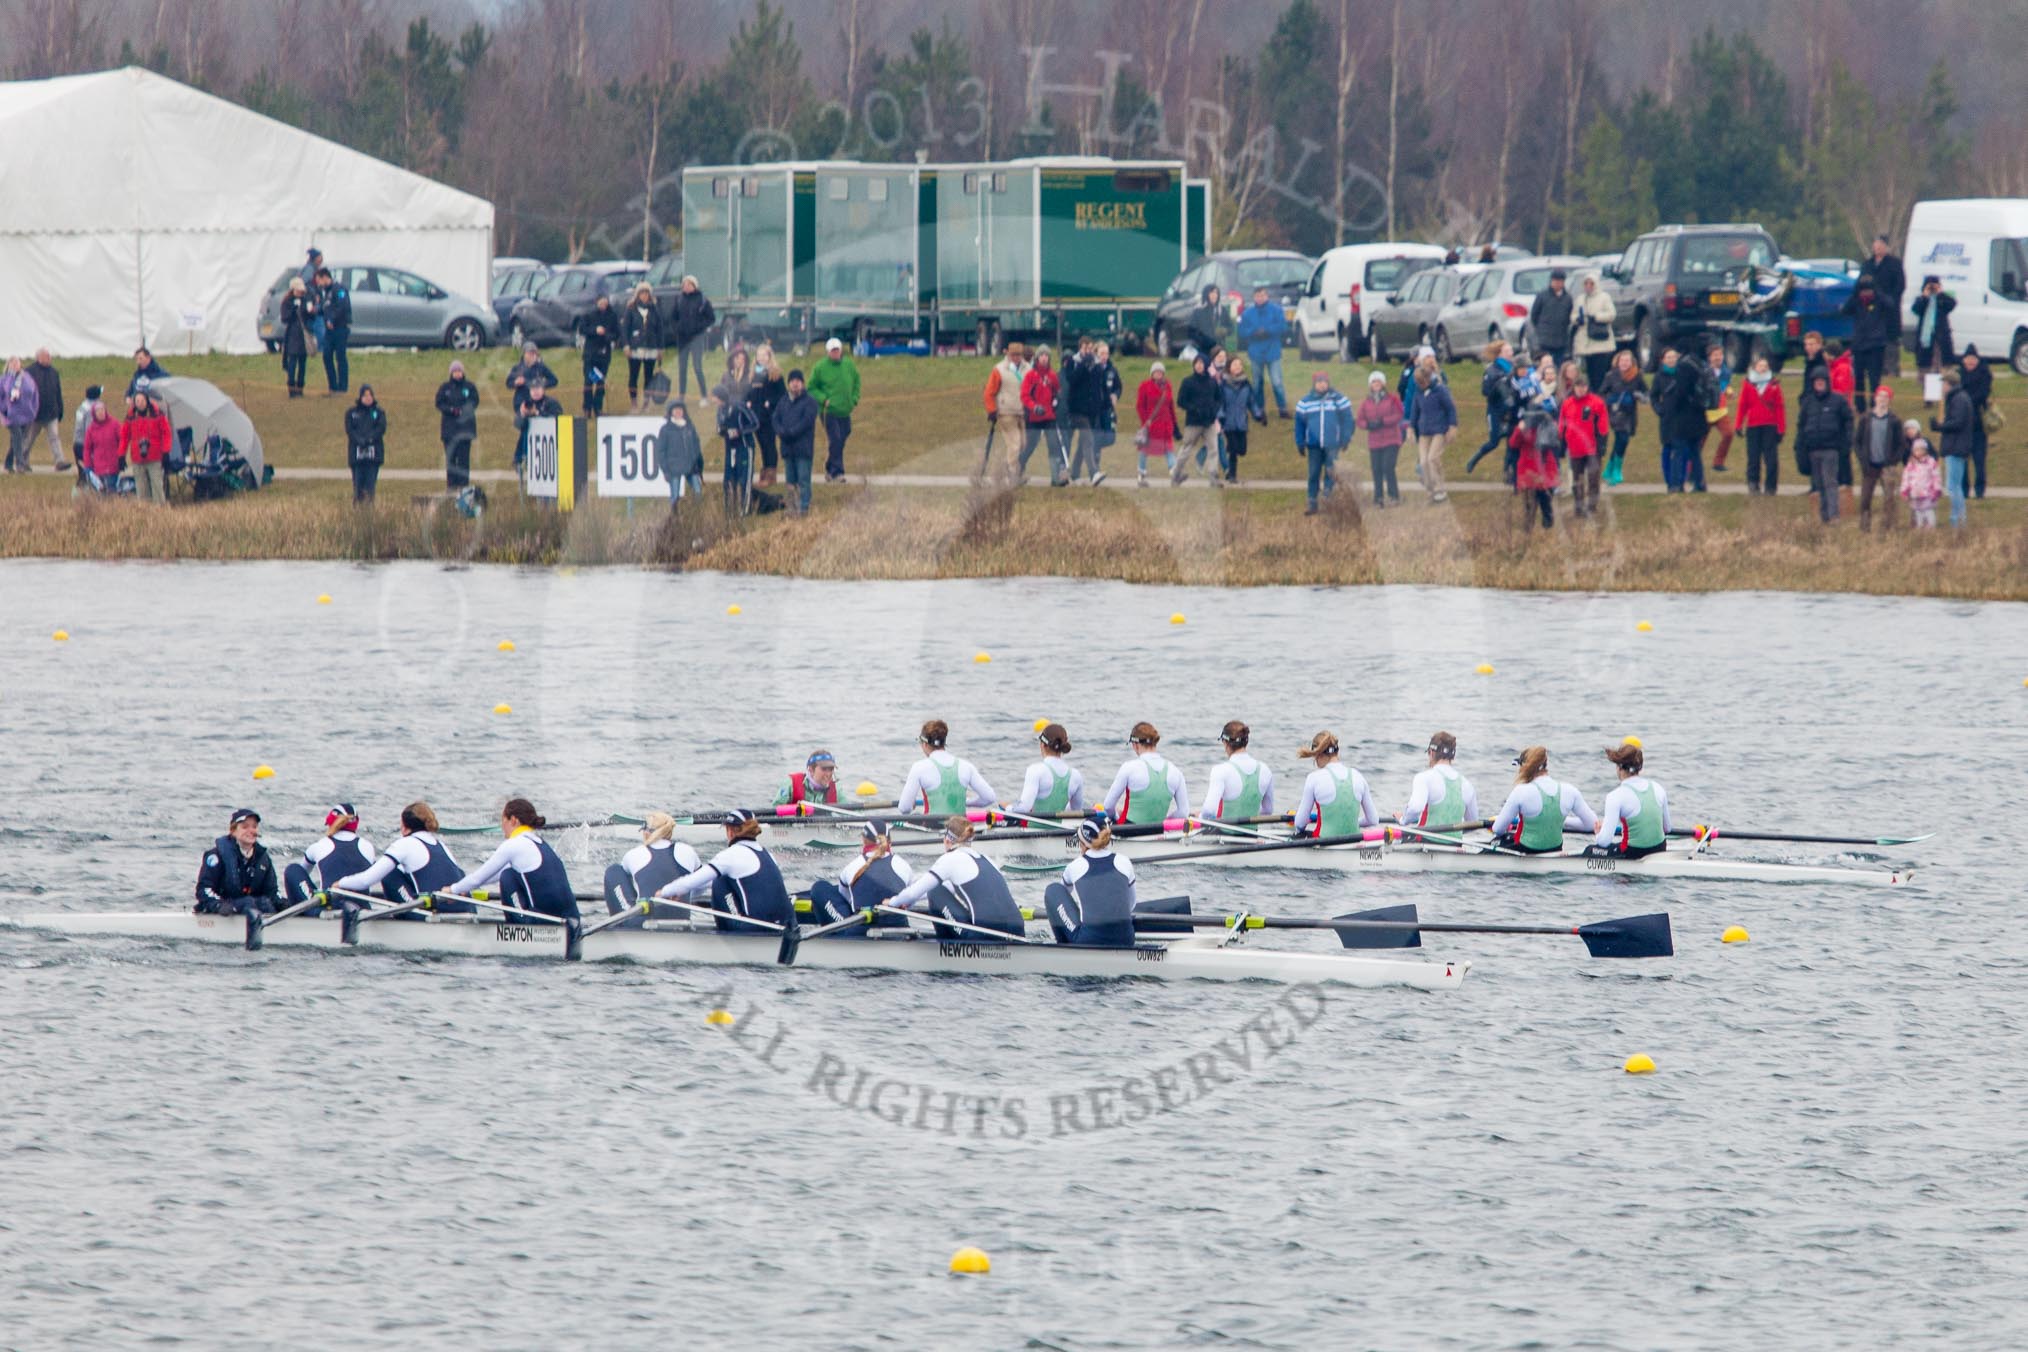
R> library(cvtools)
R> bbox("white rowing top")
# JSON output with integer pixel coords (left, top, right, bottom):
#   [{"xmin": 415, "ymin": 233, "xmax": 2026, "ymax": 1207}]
[
  {"xmin": 887, "ymin": 846, "xmax": 990, "ymax": 912},
  {"xmin": 334, "ymin": 831, "xmax": 454, "ymax": 893},
  {"xmin": 658, "ymin": 839, "xmax": 768, "ymax": 899},
  {"xmin": 451, "ymin": 831, "xmax": 545, "ymax": 895},
  {"xmin": 1402, "ymin": 765, "xmax": 1478, "ymax": 824},
  {"xmin": 622, "ymin": 839, "xmax": 705, "ymax": 882},
  {"xmin": 1102, "ymin": 752, "xmax": 1188, "ymax": 820},
  {"xmin": 1595, "ymin": 777, "xmax": 1671, "ymax": 845},
  {"xmin": 1199, "ymin": 753, "xmax": 1275, "ymax": 819},
  {"xmin": 1294, "ymin": 763, "xmax": 1377, "ymax": 832},
  {"xmin": 1012, "ymin": 758, "xmax": 1086, "ymax": 813},
  {"xmin": 1490, "ymin": 778, "xmax": 1600, "ymax": 838},
  {"xmin": 896, "ymin": 750, "xmax": 997, "ymax": 814}
]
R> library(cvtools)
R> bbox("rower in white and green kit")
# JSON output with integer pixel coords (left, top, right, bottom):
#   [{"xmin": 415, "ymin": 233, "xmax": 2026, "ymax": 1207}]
[
  {"xmin": 1591, "ymin": 738, "xmax": 1671, "ymax": 858},
  {"xmin": 896, "ymin": 718, "xmax": 997, "ymax": 817},
  {"xmin": 1489, "ymin": 746, "xmax": 1599, "ymax": 853},
  {"xmin": 1199, "ymin": 720, "xmax": 1275, "ymax": 822},
  {"xmin": 1010, "ymin": 722, "xmax": 1086, "ymax": 815},
  {"xmin": 1101, "ymin": 721, "xmax": 1188, "ymax": 827},
  {"xmin": 1401, "ymin": 730, "xmax": 1478, "ymax": 830},
  {"xmin": 1292, "ymin": 730, "xmax": 1378, "ymax": 837}
]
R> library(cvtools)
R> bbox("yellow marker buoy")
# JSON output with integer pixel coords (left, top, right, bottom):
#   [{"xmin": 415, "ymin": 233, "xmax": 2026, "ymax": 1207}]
[
  {"xmin": 949, "ymin": 1246, "xmax": 992, "ymax": 1275},
  {"xmin": 705, "ymin": 1009, "xmax": 735, "ymax": 1026},
  {"xmin": 316, "ymin": 594, "xmax": 331, "ymax": 605},
  {"xmin": 1474, "ymin": 663, "xmax": 1495, "ymax": 675},
  {"xmin": 1032, "ymin": 717, "xmax": 1050, "ymax": 732},
  {"xmin": 1636, "ymin": 620, "xmax": 1654, "ymax": 632},
  {"xmin": 1622, "ymin": 735, "xmax": 1643, "ymax": 749},
  {"xmin": 252, "ymin": 765, "xmax": 275, "ymax": 781},
  {"xmin": 855, "ymin": 781, "xmax": 879, "ymax": 797},
  {"xmin": 51, "ymin": 629, "xmax": 69, "ymax": 642},
  {"xmin": 726, "ymin": 604, "xmax": 742, "ymax": 616},
  {"xmin": 1170, "ymin": 612, "xmax": 1186, "ymax": 625},
  {"xmin": 493, "ymin": 703, "xmax": 512, "ymax": 715},
  {"xmin": 497, "ymin": 639, "xmax": 516, "ymax": 652},
  {"xmin": 1623, "ymin": 1054, "xmax": 1656, "ymax": 1075},
  {"xmin": 1721, "ymin": 925, "xmax": 1750, "ymax": 944},
  {"xmin": 974, "ymin": 652, "xmax": 992, "ymax": 664}
]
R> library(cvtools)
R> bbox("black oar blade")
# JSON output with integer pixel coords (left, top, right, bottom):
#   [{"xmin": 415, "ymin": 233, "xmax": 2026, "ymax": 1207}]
[
  {"xmin": 1133, "ymin": 896, "xmax": 1193, "ymax": 934},
  {"xmin": 1333, "ymin": 904, "xmax": 1422, "ymax": 949},
  {"xmin": 1576, "ymin": 912, "xmax": 1673, "ymax": 959},
  {"xmin": 776, "ymin": 918, "xmax": 802, "ymax": 966}
]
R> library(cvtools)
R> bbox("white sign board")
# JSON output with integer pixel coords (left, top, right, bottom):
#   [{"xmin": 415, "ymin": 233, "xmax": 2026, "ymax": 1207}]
[
  {"xmin": 594, "ymin": 416, "xmax": 669, "ymax": 497},
  {"xmin": 176, "ymin": 308, "xmax": 207, "ymax": 332},
  {"xmin": 524, "ymin": 417, "xmax": 561, "ymax": 499}
]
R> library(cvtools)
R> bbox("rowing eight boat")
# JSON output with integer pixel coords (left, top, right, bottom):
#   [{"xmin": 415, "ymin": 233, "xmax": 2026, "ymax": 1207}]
[{"xmin": 1, "ymin": 910, "xmax": 1470, "ymax": 990}]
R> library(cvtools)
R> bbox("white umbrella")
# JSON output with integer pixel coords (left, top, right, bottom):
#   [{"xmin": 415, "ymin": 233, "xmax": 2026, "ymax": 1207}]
[{"xmin": 145, "ymin": 376, "xmax": 264, "ymax": 481}]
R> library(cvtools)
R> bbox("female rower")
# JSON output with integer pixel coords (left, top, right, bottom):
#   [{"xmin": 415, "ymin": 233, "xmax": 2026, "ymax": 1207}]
[
  {"xmin": 283, "ymin": 804, "xmax": 377, "ymax": 906},
  {"xmin": 1102, "ymin": 722, "xmax": 1188, "ymax": 827},
  {"xmin": 331, "ymin": 801, "xmax": 469, "ymax": 913},
  {"xmin": 1045, "ymin": 811, "xmax": 1138, "ymax": 946},
  {"xmin": 1591, "ymin": 741, "xmax": 1671, "ymax": 857},
  {"xmin": 1010, "ymin": 722, "xmax": 1085, "ymax": 815},
  {"xmin": 1292, "ymin": 731, "xmax": 1377, "ymax": 837},
  {"xmin": 1401, "ymin": 731, "xmax": 1478, "ymax": 830},
  {"xmin": 808, "ymin": 821, "xmax": 915, "ymax": 935},
  {"xmin": 194, "ymin": 807, "xmax": 280, "ymax": 915},
  {"xmin": 897, "ymin": 719, "xmax": 997, "ymax": 816},
  {"xmin": 602, "ymin": 811, "xmax": 706, "ymax": 926},
  {"xmin": 446, "ymin": 797, "xmax": 578, "ymax": 924},
  {"xmin": 883, "ymin": 816, "xmax": 1026, "ymax": 939},
  {"xmin": 1490, "ymin": 748, "xmax": 1598, "ymax": 853},
  {"xmin": 1199, "ymin": 720, "xmax": 1275, "ymax": 822},
  {"xmin": 654, "ymin": 808, "xmax": 795, "ymax": 933}
]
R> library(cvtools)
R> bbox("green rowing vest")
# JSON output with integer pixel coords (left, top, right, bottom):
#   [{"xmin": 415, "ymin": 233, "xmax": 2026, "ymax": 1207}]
[
  {"xmin": 1422, "ymin": 767, "xmax": 1466, "ymax": 828},
  {"xmin": 1219, "ymin": 761, "xmax": 1264, "ymax": 819},
  {"xmin": 1124, "ymin": 756, "xmax": 1174, "ymax": 826},
  {"xmin": 1518, "ymin": 777, "xmax": 1564, "ymax": 850},
  {"xmin": 924, "ymin": 756, "xmax": 967, "ymax": 815},
  {"xmin": 1031, "ymin": 761, "xmax": 1072, "ymax": 814},
  {"xmin": 1623, "ymin": 782, "xmax": 1665, "ymax": 849},
  {"xmin": 1316, "ymin": 765, "xmax": 1365, "ymax": 836}
]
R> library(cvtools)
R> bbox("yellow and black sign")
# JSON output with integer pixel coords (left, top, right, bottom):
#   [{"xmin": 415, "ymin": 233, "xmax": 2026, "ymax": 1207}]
[{"xmin": 1075, "ymin": 200, "xmax": 1148, "ymax": 231}]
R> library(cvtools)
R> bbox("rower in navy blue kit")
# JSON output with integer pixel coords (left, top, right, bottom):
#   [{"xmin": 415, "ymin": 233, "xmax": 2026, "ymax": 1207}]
[
  {"xmin": 602, "ymin": 811, "xmax": 706, "ymax": 928},
  {"xmin": 283, "ymin": 804, "xmax": 376, "ymax": 905},
  {"xmin": 1045, "ymin": 811, "xmax": 1139, "ymax": 945},
  {"xmin": 882, "ymin": 816, "xmax": 1026, "ymax": 939},
  {"xmin": 807, "ymin": 820, "xmax": 914, "ymax": 937},
  {"xmin": 654, "ymin": 808, "xmax": 795, "ymax": 933},
  {"xmin": 331, "ymin": 801, "xmax": 467, "ymax": 914},
  {"xmin": 447, "ymin": 797, "xmax": 578, "ymax": 923}
]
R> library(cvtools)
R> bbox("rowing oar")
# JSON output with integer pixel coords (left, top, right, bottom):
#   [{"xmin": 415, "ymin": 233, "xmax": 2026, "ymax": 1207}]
[
  {"xmin": 326, "ymin": 887, "xmax": 440, "ymax": 943},
  {"xmin": 1151, "ymin": 903, "xmax": 1674, "ymax": 959},
  {"xmin": 241, "ymin": 893, "xmax": 328, "ymax": 950},
  {"xmin": 1663, "ymin": 824, "xmax": 1934, "ymax": 848}
]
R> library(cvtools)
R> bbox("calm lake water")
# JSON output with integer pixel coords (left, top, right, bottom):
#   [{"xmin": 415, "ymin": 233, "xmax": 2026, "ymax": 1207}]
[{"xmin": 3, "ymin": 560, "xmax": 2025, "ymax": 1349}]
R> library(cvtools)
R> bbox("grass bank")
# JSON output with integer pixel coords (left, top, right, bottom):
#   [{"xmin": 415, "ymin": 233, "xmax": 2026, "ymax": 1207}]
[{"xmin": 7, "ymin": 475, "xmax": 2025, "ymax": 599}]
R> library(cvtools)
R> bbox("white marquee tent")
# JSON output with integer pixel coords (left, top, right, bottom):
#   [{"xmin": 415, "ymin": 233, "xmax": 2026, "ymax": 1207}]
[{"xmin": 0, "ymin": 66, "xmax": 493, "ymax": 356}]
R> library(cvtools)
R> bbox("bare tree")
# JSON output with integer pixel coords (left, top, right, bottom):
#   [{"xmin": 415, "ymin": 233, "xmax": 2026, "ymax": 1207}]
[
  {"xmin": 1332, "ymin": 0, "xmax": 1356, "ymax": 246},
  {"xmin": 1383, "ymin": 0, "xmax": 1401, "ymax": 239}
]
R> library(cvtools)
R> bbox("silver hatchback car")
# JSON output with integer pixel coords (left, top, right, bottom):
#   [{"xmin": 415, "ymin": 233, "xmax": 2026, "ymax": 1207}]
[
  {"xmin": 257, "ymin": 264, "xmax": 500, "ymax": 352},
  {"xmin": 1430, "ymin": 255, "xmax": 1589, "ymax": 364}
]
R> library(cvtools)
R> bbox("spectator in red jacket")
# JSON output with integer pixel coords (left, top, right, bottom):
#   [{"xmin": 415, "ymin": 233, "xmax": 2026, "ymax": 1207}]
[
  {"xmin": 120, "ymin": 393, "xmax": 174, "ymax": 504},
  {"xmin": 79, "ymin": 398, "xmax": 122, "ymax": 493},
  {"xmin": 1557, "ymin": 374, "xmax": 1609, "ymax": 519},
  {"xmin": 1015, "ymin": 346, "xmax": 1069, "ymax": 486},
  {"xmin": 1134, "ymin": 362, "xmax": 1178, "ymax": 486},
  {"xmin": 1511, "ymin": 403, "xmax": 1560, "ymax": 530},
  {"xmin": 1731, "ymin": 354, "xmax": 1786, "ymax": 496}
]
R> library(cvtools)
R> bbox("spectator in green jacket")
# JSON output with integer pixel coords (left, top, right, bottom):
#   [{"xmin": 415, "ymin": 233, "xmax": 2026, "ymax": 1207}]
[{"xmin": 808, "ymin": 337, "xmax": 862, "ymax": 482}]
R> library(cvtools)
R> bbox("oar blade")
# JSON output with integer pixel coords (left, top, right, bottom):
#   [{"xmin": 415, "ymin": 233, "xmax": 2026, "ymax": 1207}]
[
  {"xmin": 1576, "ymin": 911, "xmax": 1673, "ymax": 959},
  {"xmin": 1332, "ymin": 904, "xmax": 1422, "ymax": 949},
  {"xmin": 775, "ymin": 917, "xmax": 802, "ymax": 966}
]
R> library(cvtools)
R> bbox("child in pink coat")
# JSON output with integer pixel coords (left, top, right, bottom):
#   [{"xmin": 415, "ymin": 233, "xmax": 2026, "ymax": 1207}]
[{"xmin": 1900, "ymin": 435, "xmax": 1942, "ymax": 528}]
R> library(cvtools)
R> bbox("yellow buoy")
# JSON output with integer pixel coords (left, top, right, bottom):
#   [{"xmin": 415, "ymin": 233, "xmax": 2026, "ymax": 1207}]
[
  {"xmin": 51, "ymin": 629, "xmax": 69, "ymax": 642},
  {"xmin": 1623, "ymin": 1053, "xmax": 1656, "ymax": 1074},
  {"xmin": 493, "ymin": 703, "xmax": 512, "ymax": 715},
  {"xmin": 316, "ymin": 594, "xmax": 332, "ymax": 605},
  {"xmin": 726, "ymin": 604, "xmax": 742, "ymax": 616},
  {"xmin": 705, "ymin": 1009, "xmax": 735, "ymax": 1026},
  {"xmin": 1622, "ymin": 735, "xmax": 1643, "ymax": 749},
  {"xmin": 1170, "ymin": 612, "xmax": 1186, "ymax": 625},
  {"xmin": 1474, "ymin": 662, "xmax": 1495, "ymax": 675},
  {"xmin": 251, "ymin": 765, "xmax": 275, "ymax": 781},
  {"xmin": 1636, "ymin": 620, "xmax": 1654, "ymax": 632},
  {"xmin": 497, "ymin": 639, "xmax": 516, "ymax": 652},
  {"xmin": 974, "ymin": 652, "xmax": 992, "ymax": 664},
  {"xmin": 854, "ymin": 781, "xmax": 879, "ymax": 797},
  {"xmin": 1032, "ymin": 717, "xmax": 1050, "ymax": 732},
  {"xmin": 948, "ymin": 1246, "xmax": 992, "ymax": 1275},
  {"xmin": 1721, "ymin": 925, "xmax": 1750, "ymax": 944}
]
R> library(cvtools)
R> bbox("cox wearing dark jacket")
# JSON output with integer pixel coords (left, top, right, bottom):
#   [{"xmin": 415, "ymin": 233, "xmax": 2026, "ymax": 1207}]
[
  {"xmin": 576, "ymin": 295, "xmax": 619, "ymax": 415},
  {"xmin": 1794, "ymin": 369, "xmax": 1854, "ymax": 522},
  {"xmin": 344, "ymin": 386, "xmax": 387, "ymax": 503},
  {"xmin": 670, "ymin": 276, "xmax": 718, "ymax": 399},
  {"xmin": 1652, "ymin": 348, "xmax": 1710, "ymax": 493},
  {"xmin": 195, "ymin": 809, "xmax": 281, "ymax": 915},
  {"xmin": 1840, "ymin": 278, "xmax": 1894, "ymax": 404},
  {"xmin": 1910, "ymin": 278, "xmax": 1956, "ymax": 372},
  {"xmin": 772, "ymin": 367, "xmax": 821, "ymax": 513},
  {"xmin": 434, "ymin": 360, "xmax": 480, "ymax": 489}
]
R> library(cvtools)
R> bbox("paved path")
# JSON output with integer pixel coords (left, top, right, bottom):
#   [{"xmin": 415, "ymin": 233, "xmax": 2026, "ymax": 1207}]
[{"xmin": 280, "ymin": 466, "xmax": 2028, "ymax": 498}]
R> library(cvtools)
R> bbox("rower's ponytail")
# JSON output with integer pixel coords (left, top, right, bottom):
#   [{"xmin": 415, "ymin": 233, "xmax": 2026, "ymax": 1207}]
[
  {"xmin": 920, "ymin": 719, "xmax": 949, "ymax": 749},
  {"xmin": 1604, "ymin": 744, "xmax": 1644, "ymax": 775},
  {"xmin": 1513, "ymin": 747, "xmax": 1548, "ymax": 784},
  {"xmin": 401, "ymin": 802, "xmax": 439, "ymax": 834},
  {"xmin": 1427, "ymin": 731, "xmax": 1458, "ymax": 761},
  {"xmin": 731, "ymin": 817, "xmax": 763, "ymax": 842},
  {"xmin": 1038, "ymin": 722, "xmax": 1072, "ymax": 755},
  {"xmin": 642, "ymin": 811, "xmax": 676, "ymax": 844},
  {"xmin": 1130, "ymin": 721, "xmax": 1160, "ymax": 747},
  {"xmin": 1219, "ymin": 720, "xmax": 1250, "ymax": 750},
  {"xmin": 502, "ymin": 797, "xmax": 546, "ymax": 830}
]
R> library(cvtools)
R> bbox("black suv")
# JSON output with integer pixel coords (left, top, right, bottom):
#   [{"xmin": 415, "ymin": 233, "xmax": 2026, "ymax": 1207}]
[
  {"xmin": 1153, "ymin": 250, "xmax": 1314, "ymax": 358},
  {"xmin": 1601, "ymin": 225, "xmax": 1780, "ymax": 370},
  {"xmin": 506, "ymin": 261, "xmax": 648, "ymax": 348}
]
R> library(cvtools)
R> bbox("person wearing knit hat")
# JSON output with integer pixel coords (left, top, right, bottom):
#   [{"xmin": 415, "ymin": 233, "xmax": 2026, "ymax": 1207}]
[
  {"xmin": 1044, "ymin": 810, "xmax": 1139, "ymax": 946},
  {"xmin": 1294, "ymin": 368, "xmax": 1356, "ymax": 513}
]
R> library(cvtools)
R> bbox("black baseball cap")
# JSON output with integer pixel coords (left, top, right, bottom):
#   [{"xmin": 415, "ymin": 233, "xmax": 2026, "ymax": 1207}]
[{"xmin": 230, "ymin": 808, "xmax": 261, "ymax": 826}]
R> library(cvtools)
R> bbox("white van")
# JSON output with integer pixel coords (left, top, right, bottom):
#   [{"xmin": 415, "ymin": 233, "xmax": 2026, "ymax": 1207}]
[
  {"xmin": 1903, "ymin": 199, "xmax": 2028, "ymax": 374},
  {"xmin": 1294, "ymin": 243, "xmax": 1448, "ymax": 360}
]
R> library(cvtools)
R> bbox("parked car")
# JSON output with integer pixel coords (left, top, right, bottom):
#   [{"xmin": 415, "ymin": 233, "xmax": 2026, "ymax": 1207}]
[
  {"xmin": 1293, "ymin": 242, "xmax": 1447, "ymax": 360},
  {"xmin": 257, "ymin": 264, "xmax": 498, "ymax": 351},
  {"xmin": 1903, "ymin": 198, "xmax": 2028, "ymax": 375},
  {"xmin": 1430, "ymin": 255, "xmax": 1587, "ymax": 364},
  {"xmin": 493, "ymin": 256, "xmax": 545, "ymax": 275},
  {"xmin": 491, "ymin": 264, "xmax": 550, "ymax": 326},
  {"xmin": 506, "ymin": 261, "xmax": 649, "ymax": 348},
  {"xmin": 1368, "ymin": 264, "xmax": 1483, "ymax": 363},
  {"xmin": 1152, "ymin": 250, "xmax": 1314, "ymax": 358},
  {"xmin": 1599, "ymin": 224, "xmax": 1781, "ymax": 370}
]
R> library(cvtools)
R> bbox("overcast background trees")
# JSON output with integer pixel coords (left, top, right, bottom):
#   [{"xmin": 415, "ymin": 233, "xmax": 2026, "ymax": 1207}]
[{"xmin": 9, "ymin": 0, "xmax": 2022, "ymax": 262}]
